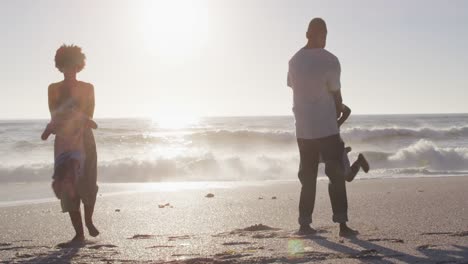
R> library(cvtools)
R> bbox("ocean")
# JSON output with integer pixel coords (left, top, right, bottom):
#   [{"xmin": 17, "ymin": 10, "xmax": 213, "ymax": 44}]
[{"xmin": 1, "ymin": 114, "xmax": 467, "ymax": 204}]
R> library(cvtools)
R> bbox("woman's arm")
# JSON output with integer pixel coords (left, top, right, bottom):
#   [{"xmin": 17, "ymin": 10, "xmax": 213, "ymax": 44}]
[{"xmin": 85, "ymin": 84, "xmax": 95, "ymax": 118}]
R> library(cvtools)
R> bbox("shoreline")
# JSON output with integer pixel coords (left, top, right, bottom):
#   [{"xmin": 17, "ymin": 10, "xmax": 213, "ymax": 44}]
[{"xmin": 1, "ymin": 175, "xmax": 467, "ymax": 208}]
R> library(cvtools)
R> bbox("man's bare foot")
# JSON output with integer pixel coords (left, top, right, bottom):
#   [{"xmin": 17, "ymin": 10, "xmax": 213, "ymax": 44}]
[
  {"xmin": 358, "ymin": 154, "xmax": 370, "ymax": 173},
  {"xmin": 86, "ymin": 223, "xmax": 100, "ymax": 237},
  {"xmin": 339, "ymin": 223, "xmax": 359, "ymax": 237},
  {"xmin": 298, "ymin": 225, "xmax": 316, "ymax": 235}
]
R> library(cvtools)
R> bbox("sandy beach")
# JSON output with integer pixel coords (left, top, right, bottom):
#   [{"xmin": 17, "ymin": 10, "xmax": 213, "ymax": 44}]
[{"xmin": 1, "ymin": 176, "xmax": 467, "ymax": 263}]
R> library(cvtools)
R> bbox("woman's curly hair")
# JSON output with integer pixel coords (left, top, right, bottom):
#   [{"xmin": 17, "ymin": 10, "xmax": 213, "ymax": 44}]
[{"xmin": 54, "ymin": 44, "xmax": 86, "ymax": 73}]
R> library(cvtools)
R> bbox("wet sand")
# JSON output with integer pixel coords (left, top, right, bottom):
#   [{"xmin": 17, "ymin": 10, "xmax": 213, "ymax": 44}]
[{"xmin": 1, "ymin": 177, "xmax": 467, "ymax": 263}]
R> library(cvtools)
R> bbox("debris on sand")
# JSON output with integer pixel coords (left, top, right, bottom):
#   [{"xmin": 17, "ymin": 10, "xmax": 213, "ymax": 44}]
[
  {"xmin": 240, "ymin": 224, "xmax": 280, "ymax": 232},
  {"xmin": 205, "ymin": 193, "xmax": 215, "ymax": 198},
  {"xmin": 271, "ymin": 196, "xmax": 277, "ymax": 200},
  {"xmin": 158, "ymin": 203, "xmax": 171, "ymax": 208},
  {"xmin": 258, "ymin": 197, "xmax": 264, "ymax": 200},
  {"xmin": 115, "ymin": 209, "xmax": 121, "ymax": 212}
]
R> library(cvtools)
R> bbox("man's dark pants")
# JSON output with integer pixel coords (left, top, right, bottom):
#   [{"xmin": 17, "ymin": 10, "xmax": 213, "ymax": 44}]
[{"xmin": 297, "ymin": 134, "xmax": 348, "ymax": 225}]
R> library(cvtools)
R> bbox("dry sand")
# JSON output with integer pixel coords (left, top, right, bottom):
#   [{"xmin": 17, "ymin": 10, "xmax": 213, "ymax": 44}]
[{"xmin": 0, "ymin": 177, "xmax": 467, "ymax": 263}]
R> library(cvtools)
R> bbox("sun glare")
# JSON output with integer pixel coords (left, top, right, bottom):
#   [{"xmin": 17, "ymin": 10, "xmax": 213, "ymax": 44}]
[{"xmin": 139, "ymin": 0, "xmax": 210, "ymax": 64}]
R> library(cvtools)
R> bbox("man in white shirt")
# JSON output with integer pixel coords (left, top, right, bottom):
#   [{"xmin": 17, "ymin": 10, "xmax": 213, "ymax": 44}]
[{"xmin": 287, "ymin": 18, "xmax": 357, "ymax": 236}]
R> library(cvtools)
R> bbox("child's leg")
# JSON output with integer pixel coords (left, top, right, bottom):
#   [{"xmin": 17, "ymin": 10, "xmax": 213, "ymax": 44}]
[
  {"xmin": 346, "ymin": 160, "xmax": 361, "ymax": 182},
  {"xmin": 358, "ymin": 153, "xmax": 370, "ymax": 173},
  {"xmin": 346, "ymin": 153, "xmax": 370, "ymax": 182}
]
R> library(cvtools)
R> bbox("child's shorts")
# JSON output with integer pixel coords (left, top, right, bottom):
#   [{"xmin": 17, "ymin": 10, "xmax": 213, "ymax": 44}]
[
  {"xmin": 52, "ymin": 151, "xmax": 86, "ymax": 212},
  {"xmin": 319, "ymin": 149, "xmax": 351, "ymax": 176}
]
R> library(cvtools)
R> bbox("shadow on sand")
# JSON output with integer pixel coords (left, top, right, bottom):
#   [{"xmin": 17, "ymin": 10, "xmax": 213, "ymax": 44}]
[
  {"xmin": 15, "ymin": 241, "xmax": 85, "ymax": 264},
  {"xmin": 308, "ymin": 234, "xmax": 468, "ymax": 264}
]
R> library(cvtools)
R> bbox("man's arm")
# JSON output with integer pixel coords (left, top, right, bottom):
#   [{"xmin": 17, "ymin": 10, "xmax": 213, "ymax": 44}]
[
  {"xmin": 327, "ymin": 57, "xmax": 342, "ymax": 117},
  {"xmin": 333, "ymin": 90, "xmax": 343, "ymax": 118},
  {"xmin": 337, "ymin": 104, "xmax": 351, "ymax": 127}
]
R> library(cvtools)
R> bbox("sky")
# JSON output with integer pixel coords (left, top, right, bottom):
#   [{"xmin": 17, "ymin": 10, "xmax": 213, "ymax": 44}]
[{"xmin": 1, "ymin": 0, "xmax": 467, "ymax": 119}]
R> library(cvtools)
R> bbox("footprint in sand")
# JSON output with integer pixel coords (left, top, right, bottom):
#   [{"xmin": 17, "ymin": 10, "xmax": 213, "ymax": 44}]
[
  {"xmin": 168, "ymin": 235, "xmax": 191, "ymax": 241},
  {"xmin": 222, "ymin": 241, "xmax": 252, "ymax": 246},
  {"xmin": 214, "ymin": 251, "xmax": 252, "ymax": 260},
  {"xmin": 367, "ymin": 238, "xmax": 404, "ymax": 243},
  {"xmin": 452, "ymin": 231, "xmax": 468, "ymax": 237},
  {"xmin": 128, "ymin": 234, "xmax": 154, "ymax": 240},
  {"xmin": 146, "ymin": 245, "xmax": 176, "ymax": 249},
  {"xmin": 14, "ymin": 253, "xmax": 35, "ymax": 259},
  {"xmin": 421, "ymin": 231, "xmax": 468, "ymax": 237},
  {"xmin": 88, "ymin": 244, "xmax": 118, "ymax": 250},
  {"xmin": 417, "ymin": 244, "xmax": 437, "ymax": 250},
  {"xmin": 353, "ymin": 249, "xmax": 383, "ymax": 260},
  {"xmin": 171, "ymin": 253, "xmax": 202, "ymax": 257},
  {"xmin": 252, "ymin": 233, "xmax": 278, "ymax": 239},
  {"xmin": 245, "ymin": 246, "xmax": 265, "ymax": 251}
]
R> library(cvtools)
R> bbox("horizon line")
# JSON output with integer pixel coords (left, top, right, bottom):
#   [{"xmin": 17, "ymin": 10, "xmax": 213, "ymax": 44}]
[{"xmin": 1, "ymin": 112, "xmax": 467, "ymax": 121}]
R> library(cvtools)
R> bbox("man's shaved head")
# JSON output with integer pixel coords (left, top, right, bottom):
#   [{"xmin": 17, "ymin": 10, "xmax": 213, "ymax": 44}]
[{"xmin": 306, "ymin": 18, "xmax": 327, "ymax": 48}]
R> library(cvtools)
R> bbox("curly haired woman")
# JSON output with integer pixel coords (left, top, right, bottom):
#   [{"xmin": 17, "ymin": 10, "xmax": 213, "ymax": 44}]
[{"xmin": 48, "ymin": 44, "xmax": 99, "ymax": 242}]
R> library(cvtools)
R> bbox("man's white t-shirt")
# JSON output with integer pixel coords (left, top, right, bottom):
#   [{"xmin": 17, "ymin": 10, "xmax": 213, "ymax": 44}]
[{"xmin": 288, "ymin": 48, "xmax": 341, "ymax": 139}]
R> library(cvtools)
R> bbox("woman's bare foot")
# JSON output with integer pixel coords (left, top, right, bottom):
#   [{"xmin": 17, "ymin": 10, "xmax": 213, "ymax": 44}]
[
  {"xmin": 71, "ymin": 233, "xmax": 85, "ymax": 242},
  {"xmin": 56, "ymin": 234, "xmax": 85, "ymax": 248},
  {"xmin": 86, "ymin": 223, "xmax": 100, "ymax": 237}
]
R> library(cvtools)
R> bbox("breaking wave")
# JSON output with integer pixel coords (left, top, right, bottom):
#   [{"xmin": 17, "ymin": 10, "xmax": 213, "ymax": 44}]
[{"xmin": 1, "ymin": 140, "xmax": 467, "ymax": 183}]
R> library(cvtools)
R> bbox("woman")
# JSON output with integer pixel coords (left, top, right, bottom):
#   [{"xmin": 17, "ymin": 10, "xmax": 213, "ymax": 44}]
[{"xmin": 48, "ymin": 44, "xmax": 99, "ymax": 242}]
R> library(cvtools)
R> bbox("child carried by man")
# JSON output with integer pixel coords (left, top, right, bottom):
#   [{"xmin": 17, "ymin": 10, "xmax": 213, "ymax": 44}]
[
  {"xmin": 41, "ymin": 100, "xmax": 97, "ymax": 203},
  {"xmin": 331, "ymin": 103, "xmax": 370, "ymax": 181}
]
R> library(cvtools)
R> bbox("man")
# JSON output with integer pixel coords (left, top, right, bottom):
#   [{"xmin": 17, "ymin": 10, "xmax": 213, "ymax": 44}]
[{"xmin": 287, "ymin": 18, "xmax": 357, "ymax": 236}]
